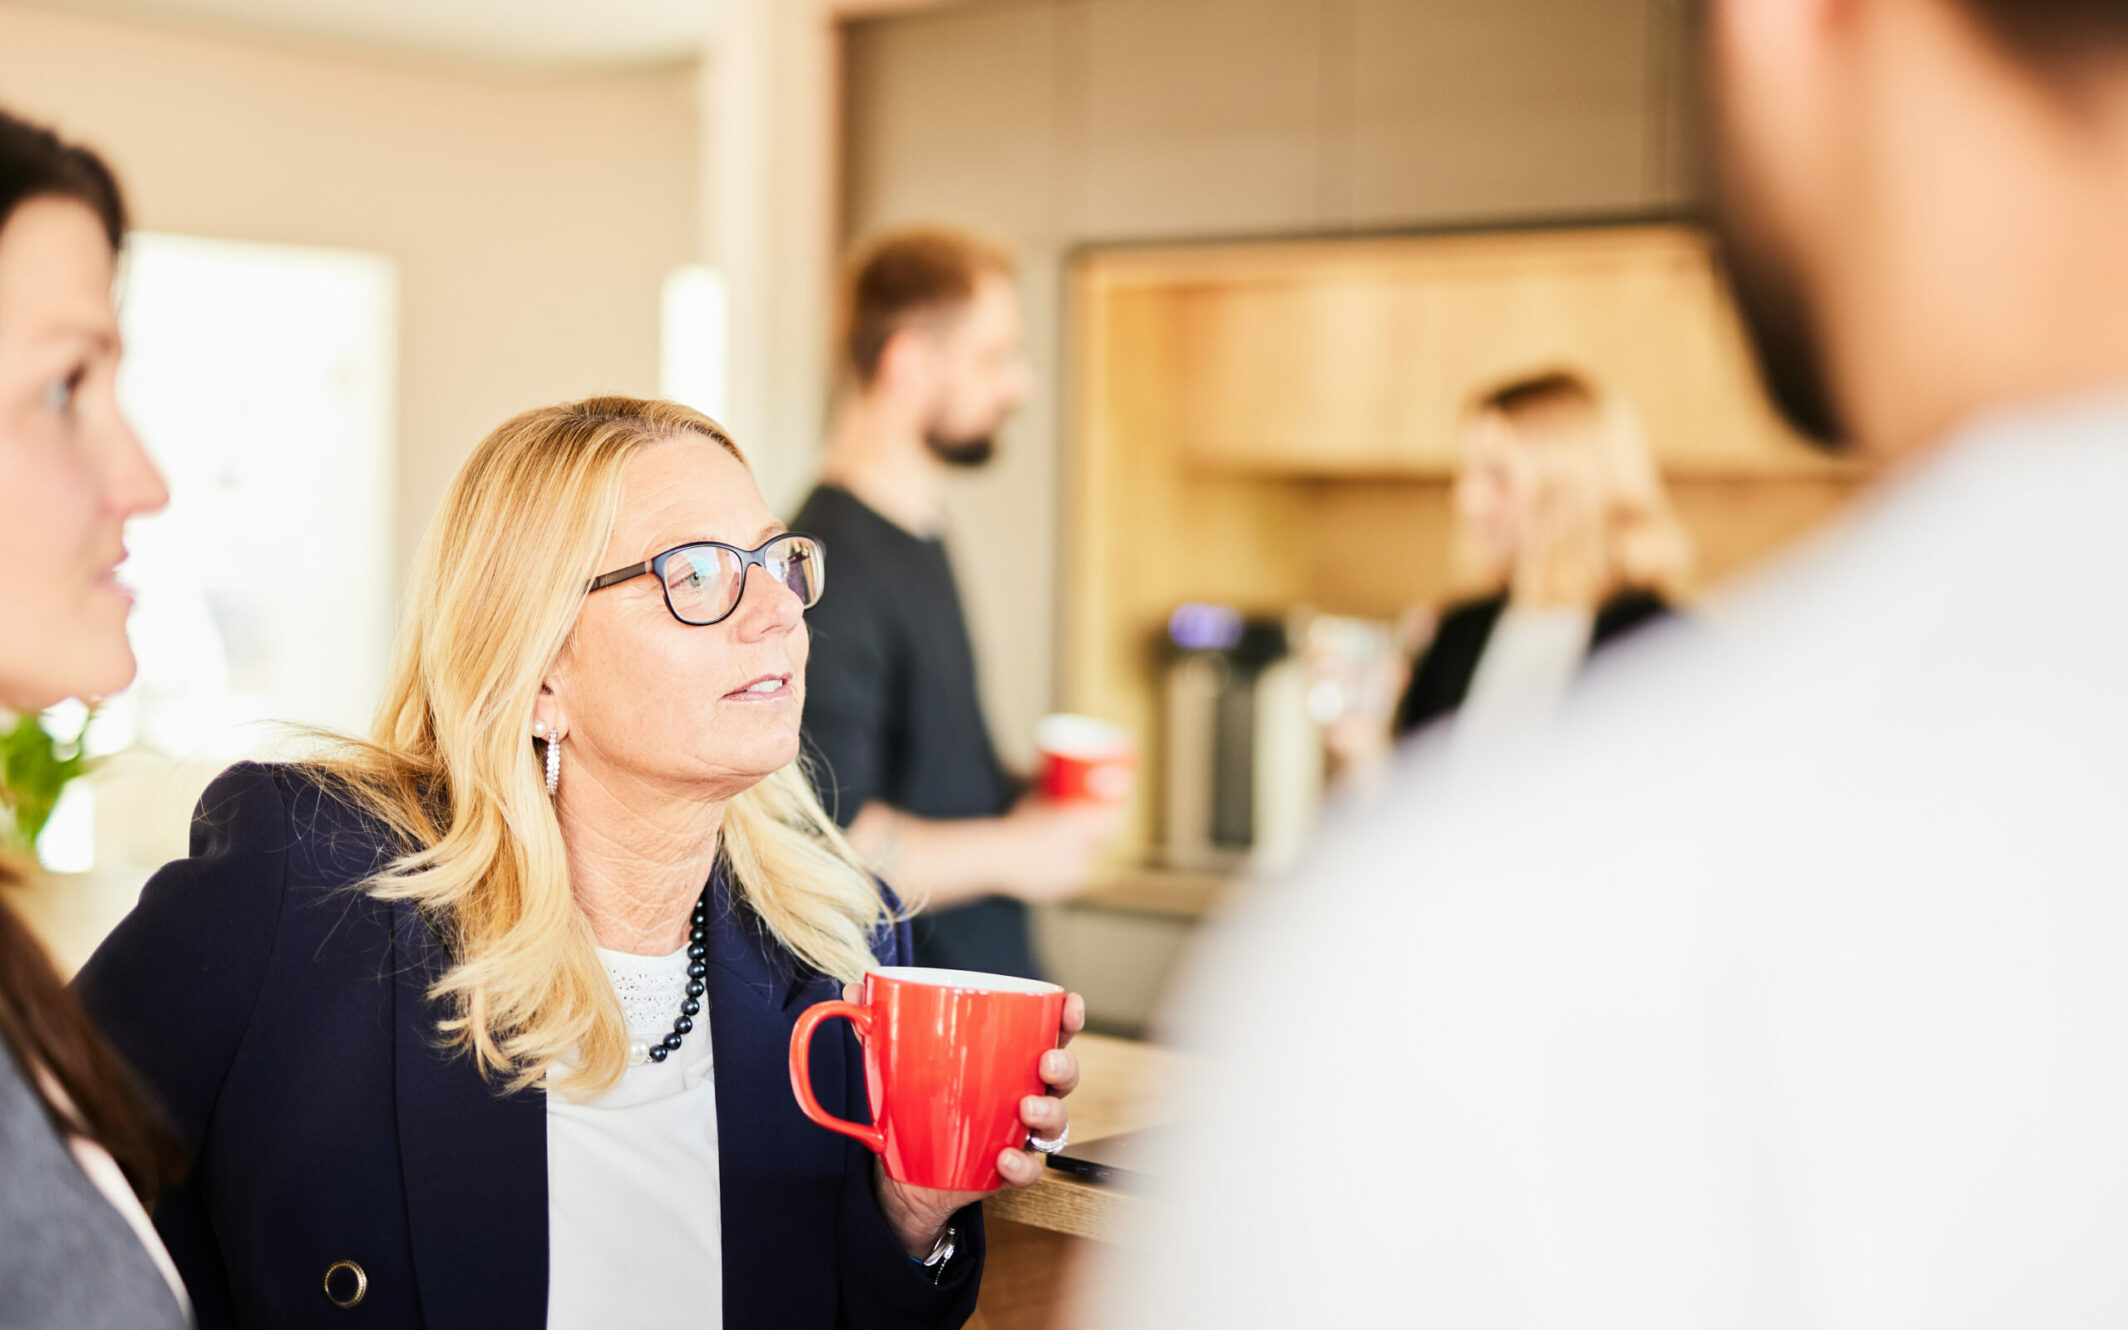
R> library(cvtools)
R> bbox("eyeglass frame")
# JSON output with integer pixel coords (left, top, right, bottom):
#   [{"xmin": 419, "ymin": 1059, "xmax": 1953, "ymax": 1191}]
[{"xmin": 585, "ymin": 531, "xmax": 825, "ymax": 627}]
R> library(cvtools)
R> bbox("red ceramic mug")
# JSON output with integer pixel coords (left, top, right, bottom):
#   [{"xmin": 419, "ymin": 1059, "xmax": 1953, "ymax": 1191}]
[
  {"xmin": 1036, "ymin": 713, "xmax": 1136, "ymax": 805},
  {"xmin": 789, "ymin": 967, "xmax": 1066, "ymax": 1192}
]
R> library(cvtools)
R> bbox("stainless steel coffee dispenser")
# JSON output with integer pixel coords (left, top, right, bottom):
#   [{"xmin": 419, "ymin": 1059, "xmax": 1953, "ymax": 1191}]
[{"xmin": 1158, "ymin": 604, "xmax": 1322, "ymax": 874}]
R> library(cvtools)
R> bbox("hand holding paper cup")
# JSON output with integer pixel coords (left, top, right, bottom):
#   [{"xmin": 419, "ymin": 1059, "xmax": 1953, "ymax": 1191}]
[{"xmin": 1035, "ymin": 713, "xmax": 1136, "ymax": 805}]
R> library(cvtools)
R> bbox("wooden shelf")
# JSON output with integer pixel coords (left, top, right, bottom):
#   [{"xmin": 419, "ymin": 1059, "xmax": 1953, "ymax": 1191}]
[
  {"xmin": 1132, "ymin": 225, "xmax": 1860, "ymax": 480},
  {"xmin": 1072, "ymin": 865, "xmax": 1232, "ymax": 921}
]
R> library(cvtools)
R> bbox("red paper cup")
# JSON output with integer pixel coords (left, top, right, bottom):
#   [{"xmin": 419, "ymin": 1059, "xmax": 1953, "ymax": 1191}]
[
  {"xmin": 1035, "ymin": 713, "xmax": 1136, "ymax": 804},
  {"xmin": 789, "ymin": 967, "xmax": 1067, "ymax": 1191}
]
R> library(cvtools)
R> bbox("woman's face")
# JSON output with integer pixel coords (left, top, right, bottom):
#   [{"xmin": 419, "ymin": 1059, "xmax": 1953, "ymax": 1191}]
[
  {"xmin": 1455, "ymin": 415, "xmax": 1524, "ymax": 583},
  {"xmin": 0, "ymin": 198, "xmax": 168, "ymax": 713},
  {"xmin": 546, "ymin": 437, "xmax": 809, "ymax": 801}
]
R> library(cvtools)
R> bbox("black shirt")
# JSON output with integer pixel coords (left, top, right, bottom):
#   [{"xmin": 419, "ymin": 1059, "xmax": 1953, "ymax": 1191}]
[
  {"xmin": 792, "ymin": 485, "xmax": 1039, "ymax": 979},
  {"xmin": 1392, "ymin": 590, "xmax": 1672, "ymax": 738}
]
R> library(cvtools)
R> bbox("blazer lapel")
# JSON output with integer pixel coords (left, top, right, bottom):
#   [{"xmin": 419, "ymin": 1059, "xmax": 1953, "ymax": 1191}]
[
  {"xmin": 706, "ymin": 865, "xmax": 851, "ymax": 1325},
  {"xmin": 392, "ymin": 900, "xmax": 550, "ymax": 1330}
]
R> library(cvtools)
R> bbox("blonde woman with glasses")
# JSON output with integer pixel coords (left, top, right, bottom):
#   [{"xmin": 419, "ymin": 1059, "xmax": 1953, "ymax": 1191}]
[{"xmin": 75, "ymin": 397, "xmax": 1081, "ymax": 1329}]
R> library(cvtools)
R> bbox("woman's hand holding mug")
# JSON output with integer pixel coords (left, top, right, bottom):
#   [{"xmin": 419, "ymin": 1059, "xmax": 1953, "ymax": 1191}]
[
  {"xmin": 790, "ymin": 970, "xmax": 1086, "ymax": 1259},
  {"xmin": 869, "ymin": 985, "xmax": 1083, "ymax": 1256}
]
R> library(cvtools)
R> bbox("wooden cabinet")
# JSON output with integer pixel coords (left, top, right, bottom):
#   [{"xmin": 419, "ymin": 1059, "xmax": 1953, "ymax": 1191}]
[
  {"xmin": 1167, "ymin": 224, "xmax": 1844, "ymax": 478},
  {"xmin": 1062, "ymin": 226, "xmax": 1870, "ymax": 870},
  {"xmin": 1176, "ymin": 274, "xmax": 1436, "ymax": 471}
]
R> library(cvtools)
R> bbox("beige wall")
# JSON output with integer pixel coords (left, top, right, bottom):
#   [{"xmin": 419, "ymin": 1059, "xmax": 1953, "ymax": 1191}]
[
  {"xmin": 841, "ymin": 0, "xmax": 1695, "ymax": 770},
  {"xmin": 0, "ymin": 2, "xmax": 700, "ymax": 580}
]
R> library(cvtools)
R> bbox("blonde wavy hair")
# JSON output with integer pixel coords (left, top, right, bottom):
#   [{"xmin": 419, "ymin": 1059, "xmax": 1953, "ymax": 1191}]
[
  {"xmin": 1458, "ymin": 371, "xmax": 1693, "ymax": 608},
  {"xmin": 314, "ymin": 397, "xmax": 887, "ymax": 1096}
]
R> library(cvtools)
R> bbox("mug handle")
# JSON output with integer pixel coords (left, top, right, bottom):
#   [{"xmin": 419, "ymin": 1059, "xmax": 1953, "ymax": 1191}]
[{"xmin": 788, "ymin": 999, "xmax": 887, "ymax": 1154}]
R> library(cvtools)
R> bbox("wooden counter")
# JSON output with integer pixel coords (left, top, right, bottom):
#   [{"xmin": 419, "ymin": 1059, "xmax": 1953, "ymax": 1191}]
[
  {"xmin": 972, "ymin": 1033, "xmax": 1183, "ymax": 1330},
  {"xmin": 1072, "ymin": 865, "xmax": 1231, "ymax": 922},
  {"xmin": 983, "ymin": 1032, "xmax": 1179, "ymax": 1248}
]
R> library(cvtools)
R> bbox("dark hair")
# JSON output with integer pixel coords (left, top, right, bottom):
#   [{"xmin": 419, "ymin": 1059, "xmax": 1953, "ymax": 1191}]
[
  {"xmin": 1956, "ymin": 0, "xmax": 2128, "ymax": 71},
  {"xmin": 1477, "ymin": 369, "xmax": 1598, "ymax": 420},
  {"xmin": 842, "ymin": 226, "xmax": 1014, "ymax": 386},
  {"xmin": 0, "ymin": 108, "xmax": 127, "ymax": 249},
  {"xmin": 0, "ymin": 105, "xmax": 180, "ymax": 1204}
]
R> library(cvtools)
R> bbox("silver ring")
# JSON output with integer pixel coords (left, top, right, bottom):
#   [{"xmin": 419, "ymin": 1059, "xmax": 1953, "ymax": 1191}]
[{"xmin": 1027, "ymin": 1126, "xmax": 1070, "ymax": 1155}]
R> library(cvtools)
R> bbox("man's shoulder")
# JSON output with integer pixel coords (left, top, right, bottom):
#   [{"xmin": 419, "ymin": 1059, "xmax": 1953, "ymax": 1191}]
[
  {"xmin": 790, "ymin": 483, "xmax": 851, "ymax": 530},
  {"xmin": 793, "ymin": 484, "xmax": 890, "ymax": 547},
  {"xmin": 794, "ymin": 487, "xmax": 909, "ymax": 599}
]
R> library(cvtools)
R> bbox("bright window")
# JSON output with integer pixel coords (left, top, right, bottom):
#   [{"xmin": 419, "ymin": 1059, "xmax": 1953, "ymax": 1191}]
[
  {"xmin": 661, "ymin": 263, "xmax": 729, "ymax": 421},
  {"xmin": 39, "ymin": 234, "xmax": 398, "ymax": 875}
]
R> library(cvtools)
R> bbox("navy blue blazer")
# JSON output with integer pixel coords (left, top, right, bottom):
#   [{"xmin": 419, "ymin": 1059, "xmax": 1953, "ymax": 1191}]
[{"xmin": 74, "ymin": 762, "xmax": 983, "ymax": 1329}]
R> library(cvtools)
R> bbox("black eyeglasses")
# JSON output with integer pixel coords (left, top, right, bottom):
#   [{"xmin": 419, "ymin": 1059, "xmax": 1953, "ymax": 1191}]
[{"xmin": 587, "ymin": 532, "xmax": 826, "ymax": 626}]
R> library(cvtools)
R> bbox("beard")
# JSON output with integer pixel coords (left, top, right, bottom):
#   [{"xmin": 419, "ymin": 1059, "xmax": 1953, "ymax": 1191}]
[
  {"xmin": 1711, "ymin": 204, "xmax": 1849, "ymax": 452},
  {"xmin": 1706, "ymin": 71, "xmax": 1850, "ymax": 451},
  {"xmin": 924, "ymin": 429, "xmax": 997, "ymax": 469}
]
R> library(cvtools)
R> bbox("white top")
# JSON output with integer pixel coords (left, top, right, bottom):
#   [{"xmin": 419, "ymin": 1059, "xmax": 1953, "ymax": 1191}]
[
  {"xmin": 546, "ymin": 944, "xmax": 721, "ymax": 1330},
  {"xmin": 36, "ymin": 1065, "xmax": 193, "ymax": 1320},
  {"xmin": 1451, "ymin": 604, "xmax": 1595, "ymax": 763},
  {"xmin": 1091, "ymin": 395, "xmax": 2128, "ymax": 1329}
]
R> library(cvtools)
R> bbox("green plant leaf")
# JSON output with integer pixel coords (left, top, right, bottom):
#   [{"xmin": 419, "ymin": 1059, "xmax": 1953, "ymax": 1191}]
[{"xmin": 0, "ymin": 709, "xmax": 95, "ymax": 853}]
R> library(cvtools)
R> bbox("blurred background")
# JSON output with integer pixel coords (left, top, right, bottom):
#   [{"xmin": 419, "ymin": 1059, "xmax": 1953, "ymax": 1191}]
[{"xmin": 1, "ymin": 0, "xmax": 1862, "ymax": 1034}]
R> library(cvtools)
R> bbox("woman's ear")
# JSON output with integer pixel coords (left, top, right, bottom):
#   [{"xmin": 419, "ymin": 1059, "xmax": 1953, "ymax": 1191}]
[{"xmin": 532, "ymin": 677, "xmax": 567, "ymax": 743}]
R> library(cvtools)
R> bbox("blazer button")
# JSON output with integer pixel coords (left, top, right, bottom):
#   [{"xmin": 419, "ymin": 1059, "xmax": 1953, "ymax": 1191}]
[{"xmin": 324, "ymin": 1260, "xmax": 369, "ymax": 1309}]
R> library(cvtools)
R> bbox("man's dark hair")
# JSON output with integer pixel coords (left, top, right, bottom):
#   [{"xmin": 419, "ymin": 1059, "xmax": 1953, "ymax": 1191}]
[
  {"xmin": 1956, "ymin": 0, "xmax": 2128, "ymax": 72},
  {"xmin": 841, "ymin": 227, "xmax": 1014, "ymax": 387}
]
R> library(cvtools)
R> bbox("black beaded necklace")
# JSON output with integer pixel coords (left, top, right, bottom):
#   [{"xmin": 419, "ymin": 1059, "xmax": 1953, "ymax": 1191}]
[{"xmin": 635, "ymin": 889, "xmax": 710, "ymax": 1066}]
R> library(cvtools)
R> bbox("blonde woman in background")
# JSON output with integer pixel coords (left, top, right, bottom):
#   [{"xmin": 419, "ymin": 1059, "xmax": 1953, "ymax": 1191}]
[
  {"xmin": 74, "ymin": 397, "xmax": 1081, "ymax": 1329},
  {"xmin": 1392, "ymin": 370, "xmax": 1693, "ymax": 754}
]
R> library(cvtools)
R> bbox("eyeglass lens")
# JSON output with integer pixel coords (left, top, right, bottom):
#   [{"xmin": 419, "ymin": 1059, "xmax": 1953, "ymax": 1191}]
[{"xmin": 660, "ymin": 535, "xmax": 823, "ymax": 625}]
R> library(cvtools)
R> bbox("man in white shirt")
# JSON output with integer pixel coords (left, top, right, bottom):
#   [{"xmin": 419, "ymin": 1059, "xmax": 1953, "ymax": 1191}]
[{"xmin": 1087, "ymin": 1, "xmax": 2128, "ymax": 1325}]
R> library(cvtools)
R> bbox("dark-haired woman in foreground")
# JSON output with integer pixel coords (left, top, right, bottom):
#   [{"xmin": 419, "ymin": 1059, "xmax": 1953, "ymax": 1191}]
[{"xmin": 0, "ymin": 107, "xmax": 187, "ymax": 1327}]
